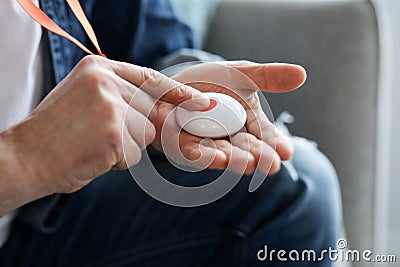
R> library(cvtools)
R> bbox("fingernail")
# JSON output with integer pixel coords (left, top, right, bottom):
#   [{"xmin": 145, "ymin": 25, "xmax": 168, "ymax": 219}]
[{"xmin": 193, "ymin": 94, "xmax": 210, "ymax": 107}]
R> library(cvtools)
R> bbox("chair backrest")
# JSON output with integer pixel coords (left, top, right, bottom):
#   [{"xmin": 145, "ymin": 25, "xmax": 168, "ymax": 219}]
[{"xmin": 204, "ymin": 0, "xmax": 381, "ymax": 256}]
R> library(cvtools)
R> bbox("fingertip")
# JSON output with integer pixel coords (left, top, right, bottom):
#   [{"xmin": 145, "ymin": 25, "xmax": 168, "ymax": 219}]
[
  {"xmin": 268, "ymin": 152, "xmax": 282, "ymax": 175},
  {"xmin": 177, "ymin": 86, "xmax": 210, "ymax": 111},
  {"xmin": 294, "ymin": 64, "xmax": 307, "ymax": 88},
  {"xmin": 267, "ymin": 63, "xmax": 307, "ymax": 92},
  {"xmin": 209, "ymin": 150, "xmax": 228, "ymax": 170},
  {"xmin": 285, "ymin": 64, "xmax": 307, "ymax": 90},
  {"xmin": 244, "ymin": 153, "xmax": 257, "ymax": 175},
  {"xmin": 192, "ymin": 93, "xmax": 211, "ymax": 110},
  {"xmin": 276, "ymin": 135, "xmax": 294, "ymax": 161},
  {"xmin": 216, "ymin": 149, "xmax": 228, "ymax": 164}
]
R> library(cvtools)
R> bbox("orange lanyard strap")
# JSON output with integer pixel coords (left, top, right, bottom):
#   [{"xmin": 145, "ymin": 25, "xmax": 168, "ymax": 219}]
[{"xmin": 16, "ymin": 0, "xmax": 106, "ymax": 57}]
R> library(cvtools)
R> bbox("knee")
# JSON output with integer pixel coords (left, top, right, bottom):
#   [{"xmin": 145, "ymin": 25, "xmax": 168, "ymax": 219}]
[{"xmin": 289, "ymin": 136, "xmax": 343, "ymax": 247}]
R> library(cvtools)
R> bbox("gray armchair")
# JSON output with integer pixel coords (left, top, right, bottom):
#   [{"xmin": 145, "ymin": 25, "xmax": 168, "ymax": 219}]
[{"xmin": 175, "ymin": 0, "xmax": 385, "ymax": 266}]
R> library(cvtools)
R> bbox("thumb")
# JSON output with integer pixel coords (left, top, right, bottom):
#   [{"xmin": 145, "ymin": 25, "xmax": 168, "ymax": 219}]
[{"xmin": 225, "ymin": 61, "xmax": 307, "ymax": 93}]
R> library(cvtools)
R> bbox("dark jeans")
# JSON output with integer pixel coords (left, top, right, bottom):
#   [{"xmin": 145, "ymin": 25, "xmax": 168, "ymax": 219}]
[{"xmin": 0, "ymin": 137, "xmax": 342, "ymax": 266}]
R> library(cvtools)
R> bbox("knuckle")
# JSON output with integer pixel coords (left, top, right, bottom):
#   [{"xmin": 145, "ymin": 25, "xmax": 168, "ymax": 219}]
[
  {"xmin": 172, "ymin": 85, "xmax": 189, "ymax": 102},
  {"xmin": 141, "ymin": 67, "xmax": 158, "ymax": 82},
  {"xmin": 253, "ymin": 139, "xmax": 266, "ymax": 150},
  {"xmin": 142, "ymin": 67, "xmax": 167, "ymax": 93},
  {"xmin": 75, "ymin": 58, "xmax": 114, "ymax": 95},
  {"xmin": 77, "ymin": 55, "xmax": 99, "ymax": 69},
  {"xmin": 107, "ymin": 125, "xmax": 123, "ymax": 146},
  {"xmin": 79, "ymin": 55, "xmax": 102, "ymax": 68},
  {"xmin": 95, "ymin": 97, "xmax": 118, "ymax": 120},
  {"xmin": 257, "ymin": 120, "xmax": 274, "ymax": 133},
  {"xmin": 83, "ymin": 70, "xmax": 112, "ymax": 91},
  {"xmin": 105, "ymin": 125, "xmax": 123, "ymax": 158},
  {"xmin": 174, "ymin": 86, "xmax": 187, "ymax": 98}
]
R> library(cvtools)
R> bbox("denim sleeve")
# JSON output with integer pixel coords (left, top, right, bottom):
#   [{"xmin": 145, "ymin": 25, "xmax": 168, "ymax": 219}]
[
  {"xmin": 152, "ymin": 48, "xmax": 224, "ymax": 76},
  {"xmin": 90, "ymin": 0, "xmax": 198, "ymax": 67}
]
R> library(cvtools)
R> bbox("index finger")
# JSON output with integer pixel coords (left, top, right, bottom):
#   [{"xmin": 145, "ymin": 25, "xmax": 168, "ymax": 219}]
[{"xmin": 108, "ymin": 58, "xmax": 210, "ymax": 110}]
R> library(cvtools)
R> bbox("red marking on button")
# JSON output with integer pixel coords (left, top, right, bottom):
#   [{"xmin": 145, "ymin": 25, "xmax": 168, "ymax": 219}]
[{"xmin": 201, "ymin": 98, "xmax": 217, "ymax": 112}]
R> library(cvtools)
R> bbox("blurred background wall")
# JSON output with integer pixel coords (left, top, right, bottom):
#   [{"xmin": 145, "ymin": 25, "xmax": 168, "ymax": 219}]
[{"xmin": 374, "ymin": 0, "xmax": 400, "ymax": 256}]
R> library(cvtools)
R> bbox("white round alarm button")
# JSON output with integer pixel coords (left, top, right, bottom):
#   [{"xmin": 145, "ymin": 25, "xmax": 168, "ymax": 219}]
[{"xmin": 176, "ymin": 92, "xmax": 247, "ymax": 138}]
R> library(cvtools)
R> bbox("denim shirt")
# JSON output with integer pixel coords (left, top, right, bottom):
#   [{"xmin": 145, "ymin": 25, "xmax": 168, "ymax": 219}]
[
  {"xmin": 17, "ymin": 0, "xmax": 198, "ymax": 234},
  {"xmin": 39, "ymin": 0, "xmax": 197, "ymax": 84}
]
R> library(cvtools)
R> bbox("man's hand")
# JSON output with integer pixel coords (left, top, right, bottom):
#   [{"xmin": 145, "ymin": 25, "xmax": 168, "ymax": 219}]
[
  {"xmin": 151, "ymin": 61, "xmax": 306, "ymax": 175},
  {"xmin": 0, "ymin": 55, "xmax": 209, "ymax": 215}
]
